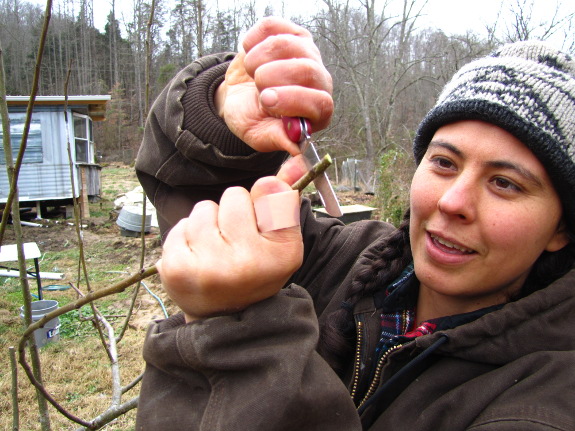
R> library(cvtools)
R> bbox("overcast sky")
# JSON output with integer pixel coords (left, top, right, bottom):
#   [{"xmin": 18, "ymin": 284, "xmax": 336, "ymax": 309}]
[{"xmin": 28, "ymin": 0, "xmax": 571, "ymax": 48}]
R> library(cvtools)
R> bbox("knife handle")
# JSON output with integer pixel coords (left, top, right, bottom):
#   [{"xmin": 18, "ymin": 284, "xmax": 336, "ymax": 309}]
[{"xmin": 282, "ymin": 117, "xmax": 312, "ymax": 144}]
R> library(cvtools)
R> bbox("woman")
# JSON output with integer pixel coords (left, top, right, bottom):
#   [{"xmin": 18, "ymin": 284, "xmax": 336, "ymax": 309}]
[{"xmin": 134, "ymin": 18, "xmax": 575, "ymax": 430}]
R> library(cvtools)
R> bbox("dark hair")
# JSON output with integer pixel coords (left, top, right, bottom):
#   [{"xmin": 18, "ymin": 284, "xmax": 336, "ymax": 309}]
[
  {"xmin": 520, "ymin": 230, "xmax": 575, "ymax": 298},
  {"xmin": 317, "ymin": 211, "xmax": 412, "ymax": 375},
  {"xmin": 317, "ymin": 211, "xmax": 575, "ymax": 374}
]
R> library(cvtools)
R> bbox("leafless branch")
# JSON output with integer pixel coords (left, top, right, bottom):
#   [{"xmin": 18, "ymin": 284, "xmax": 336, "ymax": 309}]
[
  {"xmin": 17, "ymin": 265, "xmax": 158, "ymax": 428},
  {"xmin": 9, "ymin": 347, "xmax": 19, "ymax": 430}
]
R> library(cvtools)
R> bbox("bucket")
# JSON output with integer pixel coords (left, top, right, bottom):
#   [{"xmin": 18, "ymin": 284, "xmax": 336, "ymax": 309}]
[
  {"xmin": 20, "ymin": 300, "xmax": 60, "ymax": 348},
  {"xmin": 116, "ymin": 205, "xmax": 152, "ymax": 234}
]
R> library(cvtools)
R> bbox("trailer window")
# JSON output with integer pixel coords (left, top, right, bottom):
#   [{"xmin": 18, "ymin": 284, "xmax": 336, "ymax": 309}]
[
  {"xmin": 74, "ymin": 114, "xmax": 93, "ymax": 163},
  {"xmin": 0, "ymin": 117, "xmax": 43, "ymax": 164}
]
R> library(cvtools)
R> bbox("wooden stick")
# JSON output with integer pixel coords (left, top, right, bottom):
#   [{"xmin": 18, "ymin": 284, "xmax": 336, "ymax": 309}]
[
  {"xmin": 291, "ymin": 154, "xmax": 333, "ymax": 193},
  {"xmin": 10, "ymin": 346, "xmax": 19, "ymax": 430}
]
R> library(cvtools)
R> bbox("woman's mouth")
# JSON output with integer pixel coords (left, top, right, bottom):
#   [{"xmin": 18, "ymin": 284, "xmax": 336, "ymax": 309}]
[{"xmin": 429, "ymin": 233, "xmax": 475, "ymax": 255}]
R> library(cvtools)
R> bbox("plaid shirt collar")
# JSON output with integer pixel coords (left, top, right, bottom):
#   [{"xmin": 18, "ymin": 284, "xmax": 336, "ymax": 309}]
[{"xmin": 374, "ymin": 263, "xmax": 502, "ymax": 355}]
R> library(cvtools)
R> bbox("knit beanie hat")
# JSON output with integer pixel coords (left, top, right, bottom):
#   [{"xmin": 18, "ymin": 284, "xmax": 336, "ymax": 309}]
[{"xmin": 413, "ymin": 41, "xmax": 575, "ymax": 229}]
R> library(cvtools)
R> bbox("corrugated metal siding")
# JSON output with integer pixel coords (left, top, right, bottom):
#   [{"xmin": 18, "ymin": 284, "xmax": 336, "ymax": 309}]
[
  {"xmin": 0, "ymin": 109, "xmax": 85, "ymax": 203},
  {"xmin": 0, "ymin": 163, "xmax": 76, "ymax": 201}
]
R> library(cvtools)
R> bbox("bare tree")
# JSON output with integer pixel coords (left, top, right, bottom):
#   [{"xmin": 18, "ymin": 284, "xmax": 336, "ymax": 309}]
[
  {"xmin": 494, "ymin": 0, "xmax": 575, "ymax": 51},
  {"xmin": 126, "ymin": 0, "xmax": 147, "ymax": 127},
  {"xmin": 242, "ymin": 0, "xmax": 259, "ymax": 29},
  {"xmin": 313, "ymin": 0, "xmax": 430, "ymax": 183},
  {"xmin": 195, "ymin": 0, "xmax": 206, "ymax": 57},
  {"xmin": 376, "ymin": 0, "xmax": 430, "ymax": 153}
]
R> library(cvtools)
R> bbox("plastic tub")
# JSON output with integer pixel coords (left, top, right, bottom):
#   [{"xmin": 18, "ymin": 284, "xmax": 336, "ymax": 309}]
[
  {"xmin": 116, "ymin": 205, "xmax": 152, "ymax": 234},
  {"xmin": 20, "ymin": 299, "xmax": 60, "ymax": 348}
]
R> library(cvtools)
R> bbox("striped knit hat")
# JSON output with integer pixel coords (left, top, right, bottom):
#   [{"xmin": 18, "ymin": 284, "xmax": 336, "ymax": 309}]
[{"xmin": 413, "ymin": 41, "xmax": 575, "ymax": 228}]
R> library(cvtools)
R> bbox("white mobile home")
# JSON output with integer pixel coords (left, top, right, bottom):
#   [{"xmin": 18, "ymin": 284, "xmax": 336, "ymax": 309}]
[{"xmin": 1, "ymin": 95, "xmax": 110, "ymax": 216}]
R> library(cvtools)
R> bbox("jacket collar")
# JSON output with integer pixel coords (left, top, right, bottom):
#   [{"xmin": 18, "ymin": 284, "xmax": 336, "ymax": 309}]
[
  {"xmin": 415, "ymin": 268, "xmax": 575, "ymax": 364},
  {"xmin": 352, "ymin": 244, "xmax": 575, "ymax": 366}
]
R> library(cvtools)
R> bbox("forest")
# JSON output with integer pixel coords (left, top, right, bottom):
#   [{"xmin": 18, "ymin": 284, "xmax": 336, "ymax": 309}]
[
  {"xmin": 2, "ymin": 0, "xmax": 574, "ymax": 167},
  {"xmin": 1, "ymin": 0, "xmax": 574, "ymax": 195}
]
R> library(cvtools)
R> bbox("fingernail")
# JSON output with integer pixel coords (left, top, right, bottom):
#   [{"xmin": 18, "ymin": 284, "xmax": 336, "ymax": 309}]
[{"xmin": 260, "ymin": 89, "xmax": 278, "ymax": 107}]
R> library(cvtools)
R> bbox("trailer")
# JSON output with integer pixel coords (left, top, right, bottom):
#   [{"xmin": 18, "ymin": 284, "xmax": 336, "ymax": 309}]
[{"xmin": 1, "ymin": 95, "xmax": 111, "ymax": 217}]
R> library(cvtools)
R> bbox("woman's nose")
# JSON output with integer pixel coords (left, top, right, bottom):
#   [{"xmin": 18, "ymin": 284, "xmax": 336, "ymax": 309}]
[{"xmin": 437, "ymin": 176, "xmax": 477, "ymax": 222}]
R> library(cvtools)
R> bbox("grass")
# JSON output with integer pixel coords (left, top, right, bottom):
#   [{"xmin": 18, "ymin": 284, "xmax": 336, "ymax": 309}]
[{"xmin": 0, "ymin": 163, "xmax": 172, "ymax": 430}]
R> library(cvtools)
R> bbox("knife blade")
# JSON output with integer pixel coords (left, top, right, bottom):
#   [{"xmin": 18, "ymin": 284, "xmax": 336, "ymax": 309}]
[{"xmin": 282, "ymin": 117, "xmax": 343, "ymax": 217}]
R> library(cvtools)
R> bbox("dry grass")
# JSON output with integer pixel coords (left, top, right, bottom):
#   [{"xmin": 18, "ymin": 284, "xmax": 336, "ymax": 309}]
[
  {"xmin": 0, "ymin": 163, "xmax": 177, "ymax": 430},
  {"xmin": 0, "ymin": 332, "xmax": 143, "ymax": 430}
]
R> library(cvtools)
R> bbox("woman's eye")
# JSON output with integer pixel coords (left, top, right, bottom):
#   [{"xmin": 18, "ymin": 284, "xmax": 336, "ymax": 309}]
[
  {"xmin": 493, "ymin": 177, "xmax": 521, "ymax": 192},
  {"xmin": 431, "ymin": 156, "xmax": 455, "ymax": 170}
]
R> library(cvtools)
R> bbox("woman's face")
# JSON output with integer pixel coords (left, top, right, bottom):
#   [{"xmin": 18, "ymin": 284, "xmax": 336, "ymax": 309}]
[{"xmin": 410, "ymin": 120, "xmax": 568, "ymax": 316}]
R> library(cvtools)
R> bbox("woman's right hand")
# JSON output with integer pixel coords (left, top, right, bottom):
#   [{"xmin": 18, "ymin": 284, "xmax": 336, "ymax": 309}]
[{"xmin": 216, "ymin": 17, "xmax": 334, "ymax": 155}]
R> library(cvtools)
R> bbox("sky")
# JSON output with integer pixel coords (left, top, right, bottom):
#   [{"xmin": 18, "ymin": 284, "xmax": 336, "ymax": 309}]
[
  {"xmin": 422, "ymin": 0, "xmax": 571, "ymax": 43},
  {"xmin": 422, "ymin": 0, "xmax": 501, "ymax": 34},
  {"xmin": 28, "ymin": 0, "xmax": 571, "ymax": 48}
]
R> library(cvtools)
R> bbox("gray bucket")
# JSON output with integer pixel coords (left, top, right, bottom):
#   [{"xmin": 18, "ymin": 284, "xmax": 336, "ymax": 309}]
[
  {"xmin": 116, "ymin": 205, "xmax": 152, "ymax": 234},
  {"xmin": 20, "ymin": 300, "xmax": 60, "ymax": 348}
]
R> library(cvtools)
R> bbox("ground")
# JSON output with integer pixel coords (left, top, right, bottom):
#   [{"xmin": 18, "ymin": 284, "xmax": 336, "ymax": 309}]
[{"xmin": 0, "ymin": 164, "xmax": 169, "ymax": 430}]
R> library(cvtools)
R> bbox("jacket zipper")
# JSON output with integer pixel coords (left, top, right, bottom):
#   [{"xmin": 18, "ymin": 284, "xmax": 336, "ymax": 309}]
[
  {"xmin": 357, "ymin": 342, "xmax": 404, "ymax": 410},
  {"xmin": 351, "ymin": 310, "xmax": 409, "ymax": 410},
  {"xmin": 350, "ymin": 318, "xmax": 364, "ymax": 403}
]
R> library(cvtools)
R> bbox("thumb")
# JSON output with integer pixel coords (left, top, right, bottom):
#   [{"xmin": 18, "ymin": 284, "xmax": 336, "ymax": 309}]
[
  {"xmin": 251, "ymin": 175, "xmax": 293, "ymax": 201},
  {"xmin": 251, "ymin": 176, "xmax": 301, "ymax": 235},
  {"xmin": 225, "ymin": 49, "xmax": 251, "ymax": 86}
]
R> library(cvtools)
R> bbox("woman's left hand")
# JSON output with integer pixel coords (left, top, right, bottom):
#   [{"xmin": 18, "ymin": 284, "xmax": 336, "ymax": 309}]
[{"xmin": 157, "ymin": 168, "xmax": 305, "ymax": 322}]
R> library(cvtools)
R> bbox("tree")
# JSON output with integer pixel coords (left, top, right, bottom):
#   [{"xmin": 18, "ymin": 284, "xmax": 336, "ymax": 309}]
[
  {"xmin": 209, "ymin": 9, "xmax": 240, "ymax": 53},
  {"xmin": 168, "ymin": 0, "xmax": 196, "ymax": 66},
  {"xmin": 489, "ymin": 0, "xmax": 575, "ymax": 51},
  {"xmin": 313, "ymin": 0, "xmax": 431, "ymax": 183},
  {"xmin": 193, "ymin": 0, "xmax": 206, "ymax": 57},
  {"xmin": 0, "ymin": 1, "xmax": 44, "ymax": 95}
]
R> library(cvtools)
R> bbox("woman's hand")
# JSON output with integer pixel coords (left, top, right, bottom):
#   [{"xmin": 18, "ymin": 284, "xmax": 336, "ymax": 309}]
[
  {"xmin": 216, "ymin": 17, "xmax": 333, "ymax": 155},
  {"xmin": 157, "ymin": 158, "xmax": 307, "ymax": 322}
]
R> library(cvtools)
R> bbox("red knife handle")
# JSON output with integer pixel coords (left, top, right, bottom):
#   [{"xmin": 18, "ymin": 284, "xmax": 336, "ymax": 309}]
[{"xmin": 282, "ymin": 117, "xmax": 312, "ymax": 143}]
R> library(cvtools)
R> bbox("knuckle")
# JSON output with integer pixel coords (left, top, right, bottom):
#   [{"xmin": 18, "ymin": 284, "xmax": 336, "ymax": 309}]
[
  {"xmin": 266, "ymin": 34, "xmax": 293, "ymax": 55},
  {"xmin": 317, "ymin": 95, "xmax": 334, "ymax": 125},
  {"xmin": 258, "ymin": 16, "xmax": 276, "ymax": 34},
  {"xmin": 160, "ymin": 261, "xmax": 191, "ymax": 285}
]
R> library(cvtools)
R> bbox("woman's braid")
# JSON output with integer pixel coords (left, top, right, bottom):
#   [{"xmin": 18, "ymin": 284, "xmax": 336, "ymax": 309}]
[{"xmin": 318, "ymin": 211, "xmax": 413, "ymax": 374}]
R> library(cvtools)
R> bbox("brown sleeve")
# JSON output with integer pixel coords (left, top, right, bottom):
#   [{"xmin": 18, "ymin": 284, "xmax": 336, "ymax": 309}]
[
  {"xmin": 136, "ymin": 285, "xmax": 362, "ymax": 431},
  {"xmin": 135, "ymin": 53, "xmax": 287, "ymax": 239}
]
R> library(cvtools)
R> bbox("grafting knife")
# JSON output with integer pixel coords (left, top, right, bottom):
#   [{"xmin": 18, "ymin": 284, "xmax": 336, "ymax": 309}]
[{"xmin": 283, "ymin": 117, "xmax": 343, "ymax": 217}]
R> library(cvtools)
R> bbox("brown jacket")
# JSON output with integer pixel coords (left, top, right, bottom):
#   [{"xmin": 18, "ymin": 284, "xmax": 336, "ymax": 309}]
[{"xmin": 135, "ymin": 54, "xmax": 575, "ymax": 430}]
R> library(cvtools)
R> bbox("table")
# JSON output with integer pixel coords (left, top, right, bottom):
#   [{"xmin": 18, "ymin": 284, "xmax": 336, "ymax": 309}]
[
  {"xmin": 0, "ymin": 242, "xmax": 43, "ymax": 299},
  {"xmin": 313, "ymin": 205, "xmax": 376, "ymax": 224}
]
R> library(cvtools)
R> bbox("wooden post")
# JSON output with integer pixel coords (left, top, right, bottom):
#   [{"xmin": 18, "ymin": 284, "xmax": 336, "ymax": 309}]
[{"xmin": 79, "ymin": 166, "xmax": 90, "ymax": 218}]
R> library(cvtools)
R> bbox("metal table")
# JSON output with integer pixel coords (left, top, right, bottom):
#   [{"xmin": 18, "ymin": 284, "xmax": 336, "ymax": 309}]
[{"xmin": 0, "ymin": 242, "xmax": 43, "ymax": 299}]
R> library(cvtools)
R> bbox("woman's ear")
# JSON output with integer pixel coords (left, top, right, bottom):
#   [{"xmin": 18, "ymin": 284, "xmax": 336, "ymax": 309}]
[{"xmin": 545, "ymin": 220, "xmax": 570, "ymax": 252}]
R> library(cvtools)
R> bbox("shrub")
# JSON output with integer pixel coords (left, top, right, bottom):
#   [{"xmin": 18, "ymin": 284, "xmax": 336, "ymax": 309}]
[{"xmin": 376, "ymin": 147, "xmax": 415, "ymax": 227}]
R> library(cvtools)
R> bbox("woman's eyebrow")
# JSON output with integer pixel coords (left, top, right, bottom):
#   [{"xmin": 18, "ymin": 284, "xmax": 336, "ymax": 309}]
[{"xmin": 428, "ymin": 140, "xmax": 461, "ymax": 156}]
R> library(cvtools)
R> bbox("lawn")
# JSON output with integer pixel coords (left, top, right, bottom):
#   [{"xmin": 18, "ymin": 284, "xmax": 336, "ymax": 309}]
[{"xmin": 0, "ymin": 163, "xmax": 175, "ymax": 430}]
